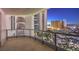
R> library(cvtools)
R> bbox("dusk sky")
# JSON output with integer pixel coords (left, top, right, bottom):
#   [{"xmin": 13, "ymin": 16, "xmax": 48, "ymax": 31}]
[{"xmin": 47, "ymin": 8, "xmax": 79, "ymax": 24}]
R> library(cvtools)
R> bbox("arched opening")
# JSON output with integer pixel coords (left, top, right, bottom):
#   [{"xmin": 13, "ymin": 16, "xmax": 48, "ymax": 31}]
[
  {"xmin": 17, "ymin": 17, "xmax": 25, "ymax": 22},
  {"xmin": 16, "ymin": 17, "xmax": 26, "ymax": 30},
  {"xmin": 16, "ymin": 17, "xmax": 26, "ymax": 36}
]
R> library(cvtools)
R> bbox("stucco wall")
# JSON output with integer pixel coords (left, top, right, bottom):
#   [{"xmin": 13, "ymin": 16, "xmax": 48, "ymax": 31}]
[
  {"xmin": 44, "ymin": 10, "xmax": 47, "ymax": 31},
  {"xmin": 5, "ymin": 15, "xmax": 11, "ymax": 29},
  {"xmin": 0, "ymin": 9, "xmax": 6, "ymax": 46}
]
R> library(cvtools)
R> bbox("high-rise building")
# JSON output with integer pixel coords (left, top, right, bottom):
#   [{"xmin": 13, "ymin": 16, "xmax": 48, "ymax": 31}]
[{"xmin": 51, "ymin": 20, "xmax": 64, "ymax": 30}]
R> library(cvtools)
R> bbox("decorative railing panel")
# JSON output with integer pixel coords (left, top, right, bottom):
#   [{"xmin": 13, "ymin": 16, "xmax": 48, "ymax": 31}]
[{"xmin": 56, "ymin": 34, "xmax": 79, "ymax": 51}]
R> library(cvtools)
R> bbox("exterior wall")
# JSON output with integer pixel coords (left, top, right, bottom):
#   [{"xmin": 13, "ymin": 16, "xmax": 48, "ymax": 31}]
[
  {"xmin": 0, "ymin": 9, "xmax": 6, "ymax": 46},
  {"xmin": 25, "ymin": 15, "xmax": 33, "ymax": 29},
  {"xmin": 6, "ymin": 15, "xmax": 11, "ymax": 29},
  {"xmin": 0, "ymin": 12, "xmax": 1, "ymax": 46},
  {"xmin": 39, "ymin": 12, "xmax": 42, "ymax": 30},
  {"xmin": 43, "ymin": 10, "xmax": 47, "ymax": 31},
  {"xmin": 33, "ymin": 9, "xmax": 47, "ymax": 31},
  {"xmin": 40, "ymin": 9, "xmax": 47, "ymax": 31}
]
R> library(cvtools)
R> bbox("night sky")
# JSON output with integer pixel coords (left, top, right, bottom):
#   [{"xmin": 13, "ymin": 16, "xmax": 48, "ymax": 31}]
[{"xmin": 47, "ymin": 8, "xmax": 79, "ymax": 24}]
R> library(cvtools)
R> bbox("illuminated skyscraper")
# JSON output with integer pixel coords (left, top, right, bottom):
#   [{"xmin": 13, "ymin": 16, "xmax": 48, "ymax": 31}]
[{"xmin": 51, "ymin": 20, "xmax": 64, "ymax": 30}]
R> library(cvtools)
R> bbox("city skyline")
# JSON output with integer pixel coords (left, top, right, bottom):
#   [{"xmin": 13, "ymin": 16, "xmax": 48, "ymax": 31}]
[{"xmin": 47, "ymin": 8, "xmax": 79, "ymax": 24}]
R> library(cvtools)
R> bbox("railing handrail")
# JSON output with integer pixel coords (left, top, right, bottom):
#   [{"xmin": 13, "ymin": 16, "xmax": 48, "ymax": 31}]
[
  {"xmin": 6, "ymin": 29, "xmax": 34, "ymax": 30},
  {"xmin": 6, "ymin": 29, "xmax": 79, "ymax": 37},
  {"xmin": 48, "ymin": 30, "xmax": 79, "ymax": 37}
]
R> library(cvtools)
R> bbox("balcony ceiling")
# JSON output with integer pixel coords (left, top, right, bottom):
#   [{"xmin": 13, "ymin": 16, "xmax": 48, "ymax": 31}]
[{"xmin": 1, "ymin": 8, "xmax": 44, "ymax": 15}]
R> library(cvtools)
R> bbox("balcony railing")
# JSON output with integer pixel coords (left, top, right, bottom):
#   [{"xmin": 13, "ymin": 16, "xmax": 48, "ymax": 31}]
[{"xmin": 6, "ymin": 29, "xmax": 79, "ymax": 51}]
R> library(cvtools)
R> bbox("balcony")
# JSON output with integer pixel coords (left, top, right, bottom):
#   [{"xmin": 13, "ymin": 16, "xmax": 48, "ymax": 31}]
[{"xmin": 0, "ymin": 29, "xmax": 79, "ymax": 51}]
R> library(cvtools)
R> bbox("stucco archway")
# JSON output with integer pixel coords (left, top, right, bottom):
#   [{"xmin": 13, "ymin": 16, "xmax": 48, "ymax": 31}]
[{"xmin": 16, "ymin": 17, "xmax": 26, "ymax": 30}]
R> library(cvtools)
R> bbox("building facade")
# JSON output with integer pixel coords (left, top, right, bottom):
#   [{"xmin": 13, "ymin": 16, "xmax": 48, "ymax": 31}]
[{"xmin": 51, "ymin": 20, "xmax": 64, "ymax": 30}]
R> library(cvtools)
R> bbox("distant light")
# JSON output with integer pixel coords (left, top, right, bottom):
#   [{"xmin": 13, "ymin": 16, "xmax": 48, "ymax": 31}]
[
  {"xmin": 57, "ymin": 28, "xmax": 60, "ymax": 30},
  {"xmin": 52, "ymin": 27, "xmax": 54, "ymax": 29},
  {"xmin": 73, "ymin": 26, "xmax": 76, "ymax": 29}
]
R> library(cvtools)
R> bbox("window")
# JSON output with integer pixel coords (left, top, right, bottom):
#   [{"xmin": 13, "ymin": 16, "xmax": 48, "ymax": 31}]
[
  {"xmin": 34, "ymin": 14, "xmax": 40, "ymax": 32},
  {"xmin": 11, "ymin": 16, "xmax": 15, "ymax": 30}
]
